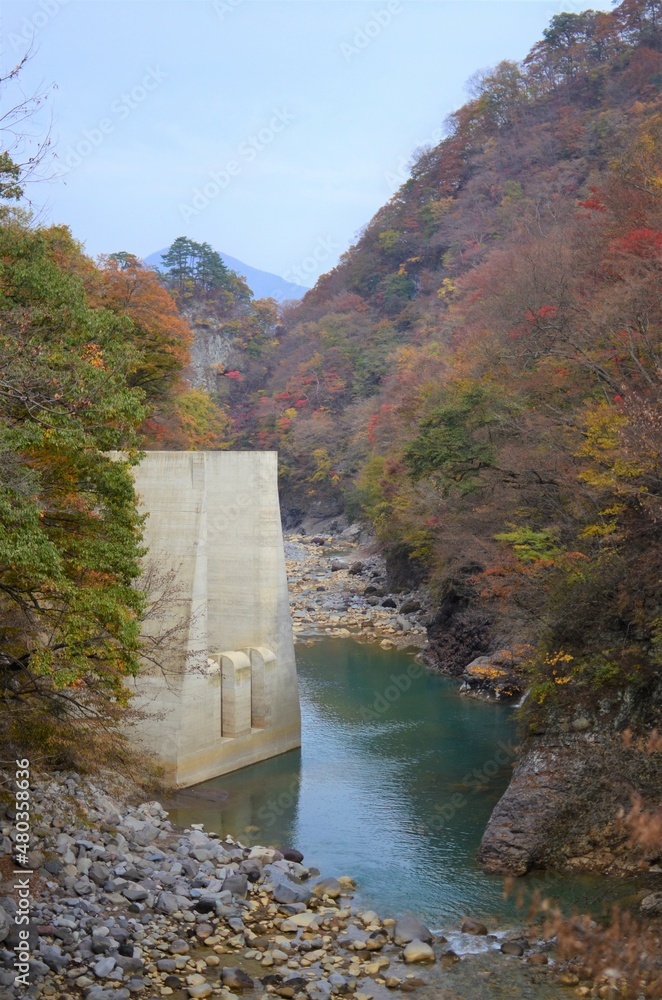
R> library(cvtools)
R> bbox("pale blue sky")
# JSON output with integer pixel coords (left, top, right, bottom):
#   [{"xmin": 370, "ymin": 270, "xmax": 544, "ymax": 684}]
[{"xmin": 1, "ymin": 0, "xmax": 612, "ymax": 285}]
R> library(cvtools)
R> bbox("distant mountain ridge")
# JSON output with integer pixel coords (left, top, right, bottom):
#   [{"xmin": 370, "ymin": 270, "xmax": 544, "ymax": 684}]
[{"xmin": 143, "ymin": 248, "xmax": 308, "ymax": 302}]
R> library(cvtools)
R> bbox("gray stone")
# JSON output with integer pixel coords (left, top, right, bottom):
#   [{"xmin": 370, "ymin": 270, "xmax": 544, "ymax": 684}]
[
  {"xmin": 0, "ymin": 906, "xmax": 8, "ymax": 944},
  {"xmin": 273, "ymin": 879, "xmax": 312, "ymax": 905},
  {"xmin": 328, "ymin": 972, "xmax": 349, "ymax": 992},
  {"xmin": 393, "ymin": 916, "xmax": 433, "ymax": 946},
  {"xmin": 641, "ymin": 892, "xmax": 662, "ymax": 917},
  {"xmin": 239, "ymin": 859, "xmax": 262, "ymax": 882},
  {"xmin": 220, "ymin": 967, "xmax": 254, "ymax": 991},
  {"xmin": 307, "ymin": 980, "xmax": 333, "ymax": 1000},
  {"xmin": 93, "ymin": 956, "xmax": 117, "ymax": 978},
  {"xmin": 115, "ymin": 956, "xmax": 143, "ymax": 973},
  {"xmin": 222, "ymin": 873, "xmax": 248, "ymax": 898},
  {"xmin": 105, "ymin": 879, "xmax": 129, "ymax": 893},
  {"xmin": 122, "ymin": 886, "xmax": 148, "ymax": 902},
  {"xmin": 154, "ymin": 891, "xmax": 179, "ymax": 914},
  {"xmin": 43, "ymin": 858, "xmax": 65, "ymax": 875},
  {"xmin": 156, "ymin": 959, "xmax": 177, "ymax": 972},
  {"xmin": 39, "ymin": 943, "xmax": 69, "ymax": 970}
]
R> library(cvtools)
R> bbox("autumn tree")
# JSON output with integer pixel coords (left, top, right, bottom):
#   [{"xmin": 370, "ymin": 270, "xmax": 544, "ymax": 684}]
[{"xmin": 0, "ymin": 222, "xmax": 148, "ymax": 766}]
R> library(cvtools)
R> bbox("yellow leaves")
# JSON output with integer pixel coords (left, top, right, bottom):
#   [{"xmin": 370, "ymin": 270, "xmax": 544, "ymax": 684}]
[
  {"xmin": 309, "ymin": 447, "xmax": 332, "ymax": 483},
  {"xmin": 378, "ymin": 229, "xmax": 401, "ymax": 251},
  {"xmin": 173, "ymin": 387, "xmax": 231, "ymax": 450},
  {"xmin": 545, "ymin": 650, "xmax": 574, "ymax": 666},
  {"xmin": 577, "ymin": 403, "xmax": 645, "ymax": 491},
  {"xmin": 612, "ymin": 112, "xmax": 662, "ymax": 196},
  {"xmin": 436, "ymin": 278, "xmax": 456, "ymax": 300},
  {"xmin": 82, "ymin": 343, "xmax": 105, "ymax": 369},
  {"xmin": 538, "ymin": 650, "xmax": 575, "ymax": 687},
  {"xmin": 283, "ymin": 407, "xmax": 298, "ymax": 420}
]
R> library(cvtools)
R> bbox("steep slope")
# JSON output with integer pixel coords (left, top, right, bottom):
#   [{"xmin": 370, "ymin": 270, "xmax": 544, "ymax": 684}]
[{"xmin": 222, "ymin": 0, "xmax": 662, "ymax": 875}]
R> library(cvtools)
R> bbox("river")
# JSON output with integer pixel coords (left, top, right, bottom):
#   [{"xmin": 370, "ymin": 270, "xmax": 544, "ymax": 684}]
[{"xmin": 166, "ymin": 638, "xmax": 644, "ymax": 932}]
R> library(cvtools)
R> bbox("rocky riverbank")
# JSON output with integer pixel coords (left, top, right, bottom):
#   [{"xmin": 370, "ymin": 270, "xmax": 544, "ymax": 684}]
[
  {"xmin": 285, "ymin": 531, "xmax": 525, "ymax": 703},
  {"xmin": 0, "ymin": 769, "xmax": 570, "ymax": 1000},
  {"xmin": 285, "ymin": 534, "xmax": 428, "ymax": 651},
  {"xmin": 286, "ymin": 526, "xmax": 662, "ymax": 886}
]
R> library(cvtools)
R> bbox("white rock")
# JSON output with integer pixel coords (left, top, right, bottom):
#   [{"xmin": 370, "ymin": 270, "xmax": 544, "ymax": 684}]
[{"xmin": 403, "ymin": 939, "xmax": 435, "ymax": 963}]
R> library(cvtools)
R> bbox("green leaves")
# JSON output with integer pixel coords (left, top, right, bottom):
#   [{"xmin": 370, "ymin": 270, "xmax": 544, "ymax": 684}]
[
  {"xmin": 0, "ymin": 223, "xmax": 149, "ymax": 760},
  {"xmin": 403, "ymin": 383, "xmax": 510, "ymax": 490}
]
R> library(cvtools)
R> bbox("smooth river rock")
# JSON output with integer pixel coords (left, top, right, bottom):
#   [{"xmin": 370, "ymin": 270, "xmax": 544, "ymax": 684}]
[
  {"xmin": 403, "ymin": 939, "xmax": 435, "ymax": 963},
  {"xmin": 393, "ymin": 915, "xmax": 433, "ymax": 945}
]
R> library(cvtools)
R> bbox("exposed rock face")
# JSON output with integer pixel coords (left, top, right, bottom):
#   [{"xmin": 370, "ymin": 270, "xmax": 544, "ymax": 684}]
[
  {"xmin": 477, "ymin": 732, "xmax": 662, "ymax": 876},
  {"xmin": 181, "ymin": 301, "xmax": 234, "ymax": 393}
]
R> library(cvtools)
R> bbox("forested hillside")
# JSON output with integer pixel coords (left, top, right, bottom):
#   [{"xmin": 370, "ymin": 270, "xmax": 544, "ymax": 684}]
[
  {"xmin": 2, "ymin": 0, "xmax": 660, "ymax": 759},
  {"xmin": 218, "ymin": 0, "xmax": 662, "ymax": 717}
]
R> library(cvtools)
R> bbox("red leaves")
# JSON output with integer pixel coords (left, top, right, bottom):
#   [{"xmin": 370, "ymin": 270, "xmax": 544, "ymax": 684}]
[
  {"xmin": 224, "ymin": 370, "xmax": 244, "ymax": 381},
  {"xmin": 578, "ymin": 186, "xmax": 607, "ymax": 213},
  {"xmin": 524, "ymin": 304, "xmax": 558, "ymax": 323},
  {"xmin": 607, "ymin": 227, "xmax": 662, "ymax": 259}
]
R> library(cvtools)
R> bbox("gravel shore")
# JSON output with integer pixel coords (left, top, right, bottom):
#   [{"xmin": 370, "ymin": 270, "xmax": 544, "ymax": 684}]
[
  {"xmin": 285, "ymin": 534, "xmax": 428, "ymax": 650},
  {"xmin": 0, "ymin": 769, "xmax": 561, "ymax": 1000}
]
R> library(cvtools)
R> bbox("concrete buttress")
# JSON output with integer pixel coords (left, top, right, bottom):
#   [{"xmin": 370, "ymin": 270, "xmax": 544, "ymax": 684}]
[{"xmin": 123, "ymin": 451, "xmax": 301, "ymax": 786}]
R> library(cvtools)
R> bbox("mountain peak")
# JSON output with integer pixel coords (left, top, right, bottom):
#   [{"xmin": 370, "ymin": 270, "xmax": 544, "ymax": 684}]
[{"xmin": 143, "ymin": 248, "xmax": 308, "ymax": 303}]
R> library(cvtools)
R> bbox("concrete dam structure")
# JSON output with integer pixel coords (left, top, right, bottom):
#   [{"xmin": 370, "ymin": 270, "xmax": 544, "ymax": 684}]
[{"xmin": 127, "ymin": 451, "xmax": 301, "ymax": 787}]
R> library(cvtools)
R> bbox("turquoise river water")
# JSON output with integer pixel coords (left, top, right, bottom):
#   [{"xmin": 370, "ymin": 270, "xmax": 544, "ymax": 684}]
[{"xmin": 166, "ymin": 638, "xmax": 644, "ymax": 931}]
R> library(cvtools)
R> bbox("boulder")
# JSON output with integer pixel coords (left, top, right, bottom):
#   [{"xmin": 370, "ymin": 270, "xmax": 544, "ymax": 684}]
[
  {"xmin": 403, "ymin": 939, "xmax": 435, "ymax": 963},
  {"xmin": 222, "ymin": 872, "xmax": 248, "ymax": 898},
  {"xmin": 393, "ymin": 916, "xmax": 433, "ymax": 945},
  {"xmin": 273, "ymin": 879, "xmax": 312, "ymax": 905},
  {"xmin": 461, "ymin": 917, "xmax": 488, "ymax": 935},
  {"xmin": 281, "ymin": 848, "xmax": 304, "ymax": 863},
  {"xmin": 312, "ymin": 876, "xmax": 343, "ymax": 899}
]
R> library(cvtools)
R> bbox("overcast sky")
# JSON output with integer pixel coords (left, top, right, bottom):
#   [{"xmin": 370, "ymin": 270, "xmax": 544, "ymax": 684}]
[{"xmin": 1, "ymin": 0, "xmax": 613, "ymax": 285}]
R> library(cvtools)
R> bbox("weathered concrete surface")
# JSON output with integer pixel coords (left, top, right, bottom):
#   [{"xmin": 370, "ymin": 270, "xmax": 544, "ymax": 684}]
[{"xmin": 126, "ymin": 451, "xmax": 301, "ymax": 787}]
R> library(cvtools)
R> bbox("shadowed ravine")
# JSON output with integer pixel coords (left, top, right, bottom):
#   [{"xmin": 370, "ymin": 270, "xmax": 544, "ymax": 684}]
[{"xmin": 166, "ymin": 639, "xmax": 645, "ymax": 930}]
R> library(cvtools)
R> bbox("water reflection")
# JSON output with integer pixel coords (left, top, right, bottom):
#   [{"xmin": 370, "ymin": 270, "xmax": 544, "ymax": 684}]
[{"xmin": 166, "ymin": 639, "xmax": 645, "ymax": 928}]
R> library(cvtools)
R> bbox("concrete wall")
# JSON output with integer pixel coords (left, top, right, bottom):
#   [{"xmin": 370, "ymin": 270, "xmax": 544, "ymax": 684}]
[{"xmin": 125, "ymin": 451, "xmax": 301, "ymax": 787}]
